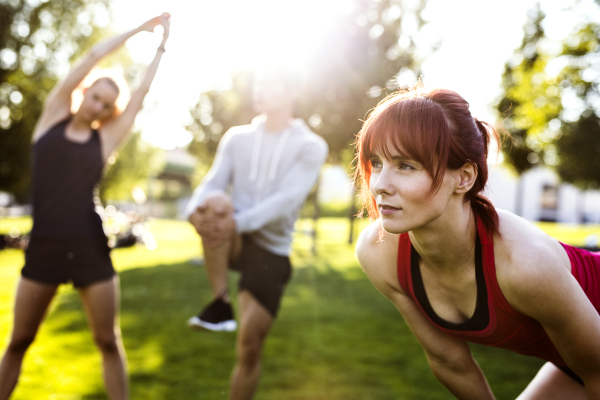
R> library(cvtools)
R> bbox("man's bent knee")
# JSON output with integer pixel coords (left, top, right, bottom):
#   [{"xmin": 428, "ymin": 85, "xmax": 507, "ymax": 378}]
[{"xmin": 203, "ymin": 191, "xmax": 233, "ymax": 215}]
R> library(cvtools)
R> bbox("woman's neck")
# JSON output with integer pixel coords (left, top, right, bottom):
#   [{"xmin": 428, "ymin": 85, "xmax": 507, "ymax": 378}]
[
  {"xmin": 409, "ymin": 199, "xmax": 477, "ymax": 272},
  {"xmin": 69, "ymin": 113, "xmax": 93, "ymax": 131}
]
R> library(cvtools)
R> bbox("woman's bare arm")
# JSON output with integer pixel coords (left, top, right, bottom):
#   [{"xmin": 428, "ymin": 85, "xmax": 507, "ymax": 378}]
[
  {"xmin": 496, "ymin": 218, "xmax": 600, "ymax": 399},
  {"xmin": 100, "ymin": 13, "xmax": 170, "ymax": 158},
  {"xmin": 356, "ymin": 221, "xmax": 495, "ymax": 399}
]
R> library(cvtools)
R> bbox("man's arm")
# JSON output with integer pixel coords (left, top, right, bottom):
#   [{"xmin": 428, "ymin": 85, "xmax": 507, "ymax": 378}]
[
  {"xmin": 184, "ymin": 131, "xmax": 235, "ymax": 220},
  {"xmin": 356, "ymin": 223, "xmax": 495, "ymax": 400},
  {"xmin": 233, "ymin": 138, "xmax": 327, "ymax": 233}
]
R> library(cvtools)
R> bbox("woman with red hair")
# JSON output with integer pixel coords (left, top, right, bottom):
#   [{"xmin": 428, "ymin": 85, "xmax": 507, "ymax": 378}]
[{"xmin": 355, "ymin": 86, "xmax": 600, "ymax": 399}]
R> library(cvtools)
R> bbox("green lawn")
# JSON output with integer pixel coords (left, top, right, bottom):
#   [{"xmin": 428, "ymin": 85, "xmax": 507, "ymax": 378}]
[{"xmin": 0, "ymin": 217, "xmax": 598, "ymax": 399}]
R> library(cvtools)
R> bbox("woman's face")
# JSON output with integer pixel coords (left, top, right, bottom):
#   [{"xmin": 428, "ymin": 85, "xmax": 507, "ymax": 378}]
[
  {"xmin": 369, "ymin": 145, "xmax": 457, "ymax": 234},
  {"xmin": 78, "ymin": 80, "xmax": 118, "ymax": 124}
]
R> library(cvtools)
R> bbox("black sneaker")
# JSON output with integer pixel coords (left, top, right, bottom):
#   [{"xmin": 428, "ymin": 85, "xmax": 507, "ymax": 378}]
[{"xmin": 187, "ymin": 297, "xmax": 237, "ymax": 332}]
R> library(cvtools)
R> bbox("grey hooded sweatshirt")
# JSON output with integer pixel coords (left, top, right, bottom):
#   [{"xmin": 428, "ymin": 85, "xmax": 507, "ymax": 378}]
[{"xmin": 185, "ymin": 116, "xmax": 328, "ymax": 256}]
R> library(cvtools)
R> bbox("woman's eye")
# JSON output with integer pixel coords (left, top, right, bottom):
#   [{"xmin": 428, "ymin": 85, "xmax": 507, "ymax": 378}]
[
  {"xmin": 370, "ymin": 159, "xmax": 382, "ymax": 168},
  {"xmin": 400, "ymin": 162, "xmax": 415, "ymax": 170}
]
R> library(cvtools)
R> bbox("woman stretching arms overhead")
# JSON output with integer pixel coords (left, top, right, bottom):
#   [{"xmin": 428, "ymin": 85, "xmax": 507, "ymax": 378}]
[{"xmin": 0, "ymin": 13, "xmax": 170, "ymax": 400}]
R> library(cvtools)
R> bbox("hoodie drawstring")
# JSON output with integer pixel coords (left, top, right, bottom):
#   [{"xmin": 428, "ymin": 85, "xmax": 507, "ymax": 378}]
[
  {"xmin": 268, "ymin": 129, "xmax": 291, "ymax": 182},
  {"xmin": 248, "ymin": 128, "xmax": 263, "ymax": 182},
  {"xmin": 249, "ymin": 123, "xmax": 293, "ymax": 204}
]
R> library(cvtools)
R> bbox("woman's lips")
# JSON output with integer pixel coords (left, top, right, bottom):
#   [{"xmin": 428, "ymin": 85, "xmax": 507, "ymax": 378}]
[{"xmin": 379, "ymin": 205, "xmax": 401, "ymax": 215}]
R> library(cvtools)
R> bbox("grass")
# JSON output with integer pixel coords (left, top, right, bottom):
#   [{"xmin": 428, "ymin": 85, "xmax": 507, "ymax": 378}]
[{"xmin": 0, "ymin": 216, "xmax": 598, "ymax": 399}]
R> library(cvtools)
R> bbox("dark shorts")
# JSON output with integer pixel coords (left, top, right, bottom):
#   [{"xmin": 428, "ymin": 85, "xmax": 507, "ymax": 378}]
[
  {"xmin": 556, "ymin": 365, "xmax": 584, "ymax": 386},
  {"xmin": 230, "ymin": 236, "xmax": 292, "ymax": 318},
  {"xmin": 22, "ymin": 236, "xmax": 115, "ymax": 287}
]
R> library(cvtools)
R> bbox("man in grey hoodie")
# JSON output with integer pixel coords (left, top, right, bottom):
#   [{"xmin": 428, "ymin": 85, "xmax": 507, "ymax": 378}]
[{"xmin": 185, "ymin": 68, "xmax": 328, "ymax": 400}]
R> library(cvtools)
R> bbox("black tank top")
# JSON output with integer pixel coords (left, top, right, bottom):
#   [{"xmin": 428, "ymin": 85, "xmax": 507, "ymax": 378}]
[
  {"xmin": 30, "ymin": 117, "xmax": 105, "ymax": 238},
  {"xmin": 411, "ymin": 234, "xmax": 489, "ymax": 331}
]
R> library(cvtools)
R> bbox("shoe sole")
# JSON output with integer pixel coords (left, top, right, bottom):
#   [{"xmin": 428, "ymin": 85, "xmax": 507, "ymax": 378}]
[{"xmin": 187, "ymin": 316, "xmax": 237, "ymax": 332}]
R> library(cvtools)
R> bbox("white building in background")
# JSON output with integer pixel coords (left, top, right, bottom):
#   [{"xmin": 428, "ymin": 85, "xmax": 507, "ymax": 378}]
[{"xmin": 487, "ymin": 165, "xmax": 600, "ymax": 224}]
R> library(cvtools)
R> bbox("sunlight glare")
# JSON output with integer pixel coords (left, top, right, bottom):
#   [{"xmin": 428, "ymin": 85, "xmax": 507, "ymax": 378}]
[{"xmin": 112, "ymin": 0, "xmax": 350, "ymax": 149}]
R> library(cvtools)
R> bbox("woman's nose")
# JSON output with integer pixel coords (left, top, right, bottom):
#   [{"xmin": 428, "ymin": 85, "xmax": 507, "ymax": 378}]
[{"xmin": 372, "ymin": 170, "xmax": 394, "ymax": 196}]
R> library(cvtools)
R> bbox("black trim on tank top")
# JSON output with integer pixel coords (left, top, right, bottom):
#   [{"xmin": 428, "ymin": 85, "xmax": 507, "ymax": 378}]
[{"xmin": 411, "ymin": 234, "xmax": 490, "ymax": 331}]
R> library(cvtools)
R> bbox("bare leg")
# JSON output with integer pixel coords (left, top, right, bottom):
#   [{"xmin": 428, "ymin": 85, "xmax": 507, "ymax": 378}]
[
  {"xmin": 78, "ymin": 276, "xmax": 128, "ymax": 400},
  {"xmin": 199, "ymin": 192, "xmax": 242, "ymax": 301},
  {"xmin": 0, "ymin": 277, "xmax": 57, "ymax": 400},
  {"xmin": 229, "ymin": 290, "xmax": 274, "ymax": 400},
  {"xmin": 517, "ymin": 362, "xmax": 587, "ymax": 400}
]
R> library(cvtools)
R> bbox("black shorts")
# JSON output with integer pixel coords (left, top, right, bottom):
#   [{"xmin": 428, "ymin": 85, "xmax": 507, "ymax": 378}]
[
  {"xmin": 22, "ymin": 236, "xmax": 115, "ymax": 287},
  {"xmin": 230, "ymin": 236, "xmax": 292, "ymax": 318}
]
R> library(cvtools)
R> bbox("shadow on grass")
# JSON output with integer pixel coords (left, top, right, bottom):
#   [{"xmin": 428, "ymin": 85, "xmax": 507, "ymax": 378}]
[{"xmin": 41, "ymin": 256, "xmax": 543, "ymax": 400}]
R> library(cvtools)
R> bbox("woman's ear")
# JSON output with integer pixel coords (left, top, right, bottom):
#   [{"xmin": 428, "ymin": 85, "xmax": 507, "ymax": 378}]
[{"xmin": 455, "ymin": 162, "xmax": 478, "ymax": 194}]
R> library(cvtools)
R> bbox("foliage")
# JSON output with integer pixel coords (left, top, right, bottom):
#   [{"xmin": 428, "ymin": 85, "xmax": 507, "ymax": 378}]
[
  {"xmin": 496, "ymin": 2, "xmax": 600, "ymax": 188},
  {"xmin": 555, "ymin": 21, "xmax": 600, "ymax": 188},
  {"xmin": 0, "ymin": 0, "xmax": 112, "ymax": 202},
  {"xmin": 186, "ymin": 0, "xmax": 432, "ymax": 168},
  {"xmin": 99, "ymin": 132, "xmax": 163, "ymax": 202},
  {"xmin": 495, "ymin": 4, "xmax": 562, "ymax": 175}
]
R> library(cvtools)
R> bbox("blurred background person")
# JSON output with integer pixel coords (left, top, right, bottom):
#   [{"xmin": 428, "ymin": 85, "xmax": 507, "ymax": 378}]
[
  {"xmin": 185, "ymin": 67, "xmax": 328, "ymax": 400},
  {"xmin": 0, "ymin": 13, "xmax": 170, "ymax": 400}
]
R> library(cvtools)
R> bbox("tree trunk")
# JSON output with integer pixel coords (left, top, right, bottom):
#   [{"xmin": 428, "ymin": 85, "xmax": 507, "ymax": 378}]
[
  {"xmin": 348, "ymin": 186, "xmax": 357, "ymax": 244},
  {"xmin": 312, "ymin": 182, "xmax": 319, "ymax": 255}
]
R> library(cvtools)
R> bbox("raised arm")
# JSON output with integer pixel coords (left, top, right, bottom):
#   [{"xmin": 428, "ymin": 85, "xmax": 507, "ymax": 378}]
[
  {"xmin": 101, "ymin": 13, "xmax": 170, "ymax": 156},
  {"xmin": 356, "ymin": 223, "xmax": 495, "ymax": 400},
  {"xmin": 33, "ymin": 15, "xmax": 166, "ymax": 142}
]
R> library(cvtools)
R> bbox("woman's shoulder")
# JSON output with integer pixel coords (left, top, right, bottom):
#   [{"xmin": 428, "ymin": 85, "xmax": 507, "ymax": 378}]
[
  {"xmin": 356, "ymin": 219, "xmax": 398, "ymax": 256},
  {"xmin": 32, "ymin": 112, "xmax": 71, "ymax": 144},
  {"xmin": 495, "ymin": 209, "xmax": 559, "ymax": 256},
  {"xmin": 494, "ymin": 209, "xmax": 571, "ymax": 298},
  {"xmin": 356, "ymin": 220, "xmax": 402, "ymax": 292}
]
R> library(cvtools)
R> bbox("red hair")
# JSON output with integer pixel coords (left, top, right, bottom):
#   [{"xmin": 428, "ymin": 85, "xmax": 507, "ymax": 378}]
[{"xmin": 354, "ymin": 86, "xmax": 500, "ymax": 236}]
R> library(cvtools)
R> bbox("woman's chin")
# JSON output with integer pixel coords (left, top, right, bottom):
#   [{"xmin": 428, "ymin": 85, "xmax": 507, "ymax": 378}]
[{"xmin": 380, "ymin": 220, "xmax": 409, "ymax": 235}]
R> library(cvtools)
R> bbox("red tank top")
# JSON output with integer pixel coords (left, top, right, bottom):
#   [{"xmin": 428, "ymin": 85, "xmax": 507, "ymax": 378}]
[{"xmin": 396, "ymin": 218, "xmax": 600, "ymax": 367}]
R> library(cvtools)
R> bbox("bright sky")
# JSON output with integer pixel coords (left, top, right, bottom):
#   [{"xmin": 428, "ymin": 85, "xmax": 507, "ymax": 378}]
[{"xmin": 110, "ymin": 0, "xmax": 593, "ymax": 150}]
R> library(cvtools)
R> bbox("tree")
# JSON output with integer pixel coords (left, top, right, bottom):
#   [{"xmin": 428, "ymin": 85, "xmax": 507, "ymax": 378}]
[
  {"xmin": 0, "ymin": 0, "xmax": 112, "ymax": 202},
  {"xmin": 496, "ymin": 2, "xmax": 600, "ymax": 194},
  {"xmin": 186, "ymin": 0, "xmax": 431, "ymax": 168},
  {"xmin": 555, "ymin": 20, "xmax": 600, "ymax": 188},
  {"xmin": 98, "ymin": 132, "xmax": 163, "ymax": 202}
]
